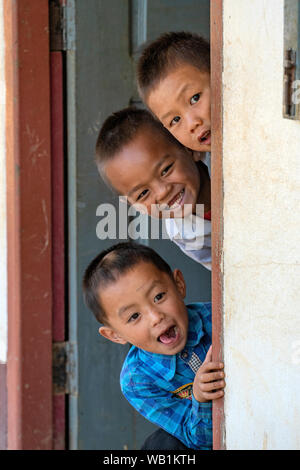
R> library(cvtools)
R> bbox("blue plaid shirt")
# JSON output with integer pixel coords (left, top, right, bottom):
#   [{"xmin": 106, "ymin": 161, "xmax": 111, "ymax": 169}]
[{"xmin": 120, "ymin": 302, "xmax": 212, "ymax": 450}]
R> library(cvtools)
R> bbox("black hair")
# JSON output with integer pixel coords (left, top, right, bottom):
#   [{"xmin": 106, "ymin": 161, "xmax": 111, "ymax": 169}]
[
  {"xmin": 137, "ymin": 31, "xmax": 210, "ymax": 101},
  {"xmin": 95, "ymin": 106, "xmax": 184, "ymax": 186},
  {"xmin": 82, "ymin": 242, "xmax": 173, "ymax": 324}
]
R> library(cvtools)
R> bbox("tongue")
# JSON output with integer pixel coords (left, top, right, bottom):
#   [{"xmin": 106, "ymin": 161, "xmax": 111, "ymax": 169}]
[
  {"xmin": 159, "ymin": 327, "xmax": 176, "ymax": 344},
  {"xmin": 203, "ymin": 133, "xmax": 211, "ymax": 144}
]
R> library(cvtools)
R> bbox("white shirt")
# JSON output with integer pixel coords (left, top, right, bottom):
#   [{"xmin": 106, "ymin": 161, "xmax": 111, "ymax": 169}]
[
  {"xmin": 165, "ymin": 215, "xmax": 211, "ymax": 270},
  {"xmin": 164, "ymin": 153, "xmax": 211, "ymax": 271}
]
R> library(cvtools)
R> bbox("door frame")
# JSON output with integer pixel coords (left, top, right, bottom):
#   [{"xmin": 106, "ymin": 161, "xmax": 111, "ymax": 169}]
[
  {"xmin": 211, "ymin": 0, "xmax": 225, "ymax": 450},
  {"xmin": 5, "ymin": 0, "xmax": 53, "ymax": 449},
  {"xmin": 3, "ymin": 0, "xmax": 225, "ymax": 450}
]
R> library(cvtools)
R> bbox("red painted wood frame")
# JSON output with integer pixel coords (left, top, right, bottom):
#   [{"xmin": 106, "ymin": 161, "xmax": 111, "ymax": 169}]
[
  {"xmin": 50, "ymin": 0, "xmax": 67, "ymax": 449},
  {"xmin": 5, "ymin": 0, "xmax": 53, "ymax": 449},
  {"xmin": 50, "ymin": 50, "xmax": 66, "ymax": 450},
  {"xmin": 211, "ymin": 0, "xmax": 225, "ymax": 450}
]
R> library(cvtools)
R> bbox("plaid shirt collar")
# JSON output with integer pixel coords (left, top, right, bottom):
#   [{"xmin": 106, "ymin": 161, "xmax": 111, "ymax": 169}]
[{"xmin": 137, "ymin": 304, "xmax": 205, "ymax": 381}]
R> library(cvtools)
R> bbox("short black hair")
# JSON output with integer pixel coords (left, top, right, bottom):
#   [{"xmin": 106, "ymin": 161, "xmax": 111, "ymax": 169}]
[
  {"xmin": 137, "ymin": 31, "xmax": 210, "ymax": 101},
  {"xmin": 95, "ymin": 106, "xmax": 184, "ymax": 186},
  {"xmin": 82, "ymin": 242, "xmax": 173, "ymax": 324}
]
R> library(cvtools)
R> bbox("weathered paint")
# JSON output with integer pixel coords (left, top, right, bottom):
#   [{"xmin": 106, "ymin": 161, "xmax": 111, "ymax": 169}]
[
  {"xmin": 0, "ymin": 0, "xmax": 7, "ymax": 448},
  {"xmin": 50, "ymin": 51, "xmax": 66, "ymax": 450},
  {"xmin": 5, "ymin": 0, "xmax": 53, "ymax": 449},
  {"xmin": 223, "ymin": 0, "xmax": 300, "ymax": 449},
  {"xmin": 0, "ymin": 0, "xmax": 7, "ymax": 365}
]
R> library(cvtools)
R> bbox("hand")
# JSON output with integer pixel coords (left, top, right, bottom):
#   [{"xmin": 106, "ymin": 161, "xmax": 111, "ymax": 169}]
[{"xmin": 193, "ymin": 345, "xmax": 225, "ymax": 403}]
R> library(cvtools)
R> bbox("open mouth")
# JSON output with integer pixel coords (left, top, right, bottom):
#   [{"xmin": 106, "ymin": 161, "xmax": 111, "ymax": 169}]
[
  {"xmin": 167, "ymin": 189, "xmax": 185, "ymax": 210},
  {"xmin": 158, "ymin": 325, "xmax": 179, "ymax": 345},
  {"xmin": 198, "ymin": 130, "xmax": 211, "ymax": 145}
]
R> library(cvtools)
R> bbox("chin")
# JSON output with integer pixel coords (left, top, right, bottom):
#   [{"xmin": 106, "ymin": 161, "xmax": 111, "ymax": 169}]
[
  {"xmin": 170, "ymin": 205, "xmax": 195, "ymax": 219},
  {"xmin": 196, "ymin": 144, "xmax": 211, "ymax": 153}
]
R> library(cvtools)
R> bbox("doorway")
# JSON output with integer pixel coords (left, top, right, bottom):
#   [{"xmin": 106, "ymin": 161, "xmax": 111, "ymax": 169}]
[{"xmin": 66, "ymin": 0, "xmax": 211, "ymax": 449}]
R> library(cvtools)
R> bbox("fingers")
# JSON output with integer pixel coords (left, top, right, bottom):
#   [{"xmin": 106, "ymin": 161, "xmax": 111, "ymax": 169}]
[
  {"xmin": 200, "ymin": 379, "xmax": 226, "ymax": 393},
  {"xmin": 200, "ymin": 370, "xmax": 225, "ymax": 383},
  {"xmin": 199, "ymin": 361, "xmax": 224, "ymax": 375},
  {"xmin": 202, "ymin": 346, "xmax": 224, "ymax": 371},
  {"xmin": 193, "ymin": 351, "xmax": 225, "ymax": 402},
  {"xmin": 193, "ymin": 346, "xmax": 225, "ymax": 402},
  {"xmin": 198, "ymin": 376, "xmax": 226, "ymax": 401},
  {"xmin": 203, "ymin": 345, "xmax": 212, "ymax": 364},
  {"xmin": 200, "ymin": 389, "xmax": 224, "ymax": 401}
]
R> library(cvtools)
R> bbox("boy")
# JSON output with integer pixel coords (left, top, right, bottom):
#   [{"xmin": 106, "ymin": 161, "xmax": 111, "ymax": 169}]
[
  {"xmin": 95, "ymin": 107, "xmax": 212, "ymax": 270},
  {"xmin": 137, "ymin": 31, "xmax": 211, "ymax": 156},
  {"xmin": 82, "ymin": 242, "xmax": 225, "ymax": 450}
]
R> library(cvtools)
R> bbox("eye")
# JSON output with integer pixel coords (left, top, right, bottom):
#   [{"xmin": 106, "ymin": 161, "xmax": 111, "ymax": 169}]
[
  {"xmin": 190, "ymin": 93, "xmax": 201, "ymax": 105},
  {"xmin": 161, "ymin": 163, "xmax": 173, "ymax": 177},
  {"xmin": 128, "ymin": 312, "xmax": 140, "ymax": 322},
  {"xmin": 136, "ymin": 189, "xmax": 149, "ymax": 201},
  {"xmin": 154, "ymin": 292, "xmax": 165, "ymax": 303},
  {"xmin": 170, "ymin": 116, "xmax": 180, "ymax": 127}
]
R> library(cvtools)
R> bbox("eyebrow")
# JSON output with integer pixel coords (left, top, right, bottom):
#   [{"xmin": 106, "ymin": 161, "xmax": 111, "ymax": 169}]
[
  {"xmin": 118, "ymin": 303, "xmax": 137, "ymax": 318},
  {"xmin": 117, "ymin": 280, "xmax": 162, "ymax": 318},
  {"xmin": 160, "ymin": 83, "xmax": 191, "ymax": 122},
  {"xmin": 127, "ymin": 154, "xmax": 171, "ymax": 198},
  {"xmin": 136, "ymin": 279, "xmax": 161, "ymax": 297}
]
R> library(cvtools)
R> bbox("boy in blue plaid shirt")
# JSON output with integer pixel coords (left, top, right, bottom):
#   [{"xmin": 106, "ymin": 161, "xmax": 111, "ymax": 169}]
[{"xmin": 83, "ymin": 242, "xmax": 225, "ymax": 450}]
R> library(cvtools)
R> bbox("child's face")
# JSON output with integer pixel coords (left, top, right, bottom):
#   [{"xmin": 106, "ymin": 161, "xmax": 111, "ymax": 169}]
[
  {"xmin": 104, "ymin": 127, "xmax": 200, "ymax": 218},
  {"xmin": 147, "ymin": 64, "xmax": 211, "ymax": 153},
  {"xmin": 98, "ymin": 261, "xmax": 189, "ymax": 355}
]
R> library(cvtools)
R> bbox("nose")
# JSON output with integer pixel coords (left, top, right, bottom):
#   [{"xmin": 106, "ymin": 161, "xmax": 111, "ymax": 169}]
[
  {"xmin": 186, "ymin": 111, "xmax": 203, "ymax": 134},
  {"xmin": 148, "ymin": 308, "xmax": 164, "ymax": 327},
  {"xmin": 154, "ymin": 181, "xmax": 172, "ymax": 205}
]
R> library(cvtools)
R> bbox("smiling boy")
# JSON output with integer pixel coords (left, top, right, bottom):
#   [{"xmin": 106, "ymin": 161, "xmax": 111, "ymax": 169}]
[
  {"xmin": 137, "ymin": 31, "xmax": 211, "ymax": 154},
  {"xmin": 83, "ymin": 242, "xmax": 225, "ymax": 450},
  {"xmin": 95, "ymin": 107, "xmax": 212, "ymax": 269}
]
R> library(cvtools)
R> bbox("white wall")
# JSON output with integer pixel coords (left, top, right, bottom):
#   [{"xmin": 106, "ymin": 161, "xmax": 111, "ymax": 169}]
[
  {"xmin": 223, "ymin": 0, "xmax": 300, "ymax": 449},
  {"xmin": 0, "ymin": 0, "xmax": 7, "ymax": 364}
]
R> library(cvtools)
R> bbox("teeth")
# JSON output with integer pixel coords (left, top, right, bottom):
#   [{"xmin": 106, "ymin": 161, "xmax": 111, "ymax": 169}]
[
  {"xmin": 168, "ymin": 190, "xmax": 184, "ymax": 209},
  {"xmin": 200, "ymin": 131, "xmax": 210, "ymax": 141}
]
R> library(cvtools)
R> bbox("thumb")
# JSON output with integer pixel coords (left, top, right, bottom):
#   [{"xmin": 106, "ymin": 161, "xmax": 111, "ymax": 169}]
[{"xmin": 203, "ymin": 345, "xmax": 212, "ymax": 363}]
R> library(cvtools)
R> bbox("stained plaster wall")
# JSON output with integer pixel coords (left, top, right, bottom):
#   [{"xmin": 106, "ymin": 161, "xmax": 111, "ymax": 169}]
[{"xmin": 222, "ymin": 0, "xmax": 300, "ymax": 449}]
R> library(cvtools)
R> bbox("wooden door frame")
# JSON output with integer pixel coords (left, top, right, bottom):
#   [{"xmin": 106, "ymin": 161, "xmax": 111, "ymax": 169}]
[
  {"xmin": 211, "ymin": 0, "xmax": 225, "ymax": 450},
  {"xmin": 3, "ymin": 0, "xmax": 224, "ymax": 450},
  {"xmin": 5, "ymin": 0, "xmax": 53, "ymax": 449}
]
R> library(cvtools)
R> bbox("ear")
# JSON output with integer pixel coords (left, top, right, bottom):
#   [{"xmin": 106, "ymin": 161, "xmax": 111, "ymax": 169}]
[
  {"xmin": 191, "ymin": 150, "xmax": 205, "ymax": 162},
  {"xmin": 172, "ymin": 269, "xmax": 186, "ymax": 299},
  {"xmin": 98, "ymin": 326, "xmax": 128, "ymax": 345}
]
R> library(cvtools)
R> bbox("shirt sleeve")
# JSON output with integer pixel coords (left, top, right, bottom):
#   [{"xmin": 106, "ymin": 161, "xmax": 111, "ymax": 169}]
[
  {"xmin": 172, "ymin": 238, "xmax": 212, "ymax": 271},
  {"xmin": 121, "ymin": 373, "xmax": 212, "ymax": 450},
  {"xmin": 164, "ymin": 214, "xmax": 212, "ymax": 271}
]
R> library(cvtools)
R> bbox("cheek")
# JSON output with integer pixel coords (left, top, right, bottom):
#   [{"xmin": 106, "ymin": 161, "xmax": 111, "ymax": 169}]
[
  {"xmin": 132, "ymin": 201, "xmax": 150, "ymax": 215},
  {"xmin": 172, "ymin": 127, "xmax": 190, "ymax": 146},
  {"xmin": 177, "ymin": 164, "xmax": 198, "ymax": 188},
  {"xmin": 203, "ymin": 96, "xmax": 211, "ymax": 118},
  {"xmin": 180, "ymin": 134, "xmax": 196, "ymax": 151}
]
